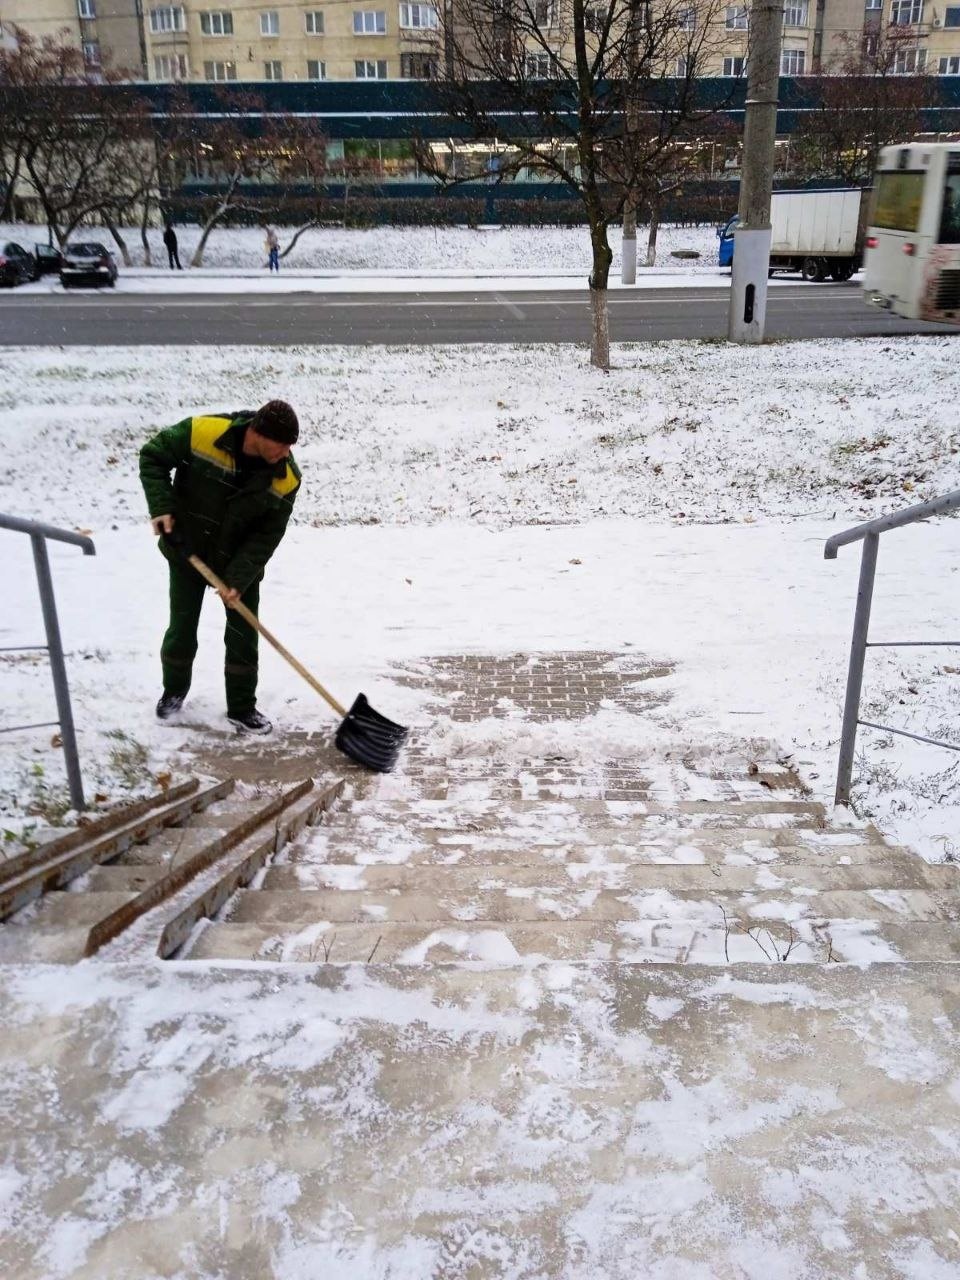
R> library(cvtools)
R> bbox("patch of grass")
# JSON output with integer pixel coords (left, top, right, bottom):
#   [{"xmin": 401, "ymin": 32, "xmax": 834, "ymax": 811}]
[{"xmin": 105, "ymin": 729, "xmax": 149, "ymax": 790}]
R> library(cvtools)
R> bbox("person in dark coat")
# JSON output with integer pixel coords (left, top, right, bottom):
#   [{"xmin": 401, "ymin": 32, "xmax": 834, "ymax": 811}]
[
  {"xmin": 163, "ymin": 223, "xmax": 182, "ymax": 270},
  {"xmin": 139, "ymin": 400, "xmax": 302, "ymax": 734}
]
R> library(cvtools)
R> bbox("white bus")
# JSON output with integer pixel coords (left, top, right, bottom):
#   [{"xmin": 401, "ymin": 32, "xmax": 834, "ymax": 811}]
[{"xmin": 863, "ymin": 141, "xmax": 960, "ymax": 323}]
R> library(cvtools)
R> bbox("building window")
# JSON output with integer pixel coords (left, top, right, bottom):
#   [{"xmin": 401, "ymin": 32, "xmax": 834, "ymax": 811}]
[
  {"xmin": 82, "ymin": 40, "xmax": 101, "ymax": 65},
  {"xmin": 154, "ymin": 53, "xmax": 188, "ymax": 78},
  {"xmin": 264, "ymin": 59, "xmax": 282, "ymax": 78},
  {"xmin": 585, "ymin": 5, "xmax": 605, "ymax": 31},
  {"xmin": 150, "ymin": 5, "xmax": 185, "ymax": 31},
  {"xmin": 260, "ymin": 10, "xmax": 279, "ymax": 34},
  {"xmin": 892, "ymin": 46, "xmax": 926, "ymax": 71},
  {"xmin": 940, "ymin": 54, "xmax": 960, "ymax": 71},
  {"xmin": 354, "ymin": 9, "xmax": 387, "ymax": 33},
  {"xmin": 864, "ymin": 0, "xmax": 882, "ymax": 7},
  {"xmin": 307, "ymin": 58, "xmax": 326, "ymax": 77},
  {"xmin": 781, "ymin": 48, "xmax": 806, "ymax": 73},
  {"xmin": 78, "ymin": 0, "xmax": 96, "ymax": 18},
  {"xmin": 525, "ymin": 51, "xmax": 553, "ymax": 77},
  {"xmin": 945, "ymin": 4, "xmax": 960, "ymax": 20},
  {"xmin": 722, "ymin": 54, "xmax": 746, "ymax": 74},
  {"xmin": 401, "ymin": 51, "xmax": 438, "ymax": 76},
  {"xmin": 783, "ymin": 2, "xmax": 807, "ymax": 24},
  {"xmin": 200, "ymin": 11, "xmax": 234, "ymax": 35},
  {"xmin": 677, "ymin": 7, "xmax": 696, "ymax": 29},
  {"xmin": 725, "ymin": 5, "xmax": 748, "ymax": 28},
  {"xmin": 204, "ymin": 59, "xmax": 237, "ymax": 79},
  {"xmin": 534, "ymin": 0, "xmax": 555, "ymax": 24},
  {"xmin": 891, "ymin": 0, "xmax": 922, "ymax": 23},
  {"xmin": 355, "ymin": 58, "xmax": 388, "ymax": 76},
  {"xmin": 676, "ymin": 54, "xmax": 690, "ymax": 75},
  {"xmin": 862, "ymin": 31, "xmax": 879, "ymax": 53},
  {"xmin": 305, "ymin": 10, "xmax": 324, "ymax": 32},
  {"xmin": 399, "ymin": 3, "xmax": 438, "ymax": 27}
]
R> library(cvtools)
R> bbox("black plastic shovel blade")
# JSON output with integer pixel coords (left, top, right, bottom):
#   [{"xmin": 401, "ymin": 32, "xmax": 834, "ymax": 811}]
[{"xmin": 335, "ymin": 693, "xmax": 409, "ymax": 773}]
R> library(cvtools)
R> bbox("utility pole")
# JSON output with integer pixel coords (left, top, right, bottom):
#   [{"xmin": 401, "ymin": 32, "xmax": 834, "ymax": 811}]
[
  {"xmin": 727, "ymin": 0, "xmax": 784, "ymax": 343},
  {"xmin": 621, "ymin": 0, "xmax": 641, "ymax": 285}
]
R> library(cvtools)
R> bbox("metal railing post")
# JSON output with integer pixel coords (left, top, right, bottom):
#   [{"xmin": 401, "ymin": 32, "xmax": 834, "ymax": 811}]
[
  {"xmin": 835, "ymin": 531, "xmax": 879, "ymax": 806},
  {"xmin": 30, "ymin": 534, "xmax": 86, "ymax": 813}
]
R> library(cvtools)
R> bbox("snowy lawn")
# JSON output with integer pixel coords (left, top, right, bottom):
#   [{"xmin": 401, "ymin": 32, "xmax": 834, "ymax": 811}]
[
  {"xmin": 1, "ymin": 219, "xmax": 722, "ymax": 277},
  {"xmin": 0, "ymin": 336, "xmax": 957, "ymax": 861}
]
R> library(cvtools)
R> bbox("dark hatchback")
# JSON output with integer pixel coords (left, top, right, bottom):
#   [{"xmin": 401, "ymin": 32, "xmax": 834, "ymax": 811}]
[
  {"xmin": 0, "ymin": 242, "xmax": 38, "ymax": 287},
  {"xmin": 60, "ymin": 242, "xmax": 118, "ymax": 288},
  {"xmin": 34, "ymin": 243, "xmax": 63, "ymax": 276}
]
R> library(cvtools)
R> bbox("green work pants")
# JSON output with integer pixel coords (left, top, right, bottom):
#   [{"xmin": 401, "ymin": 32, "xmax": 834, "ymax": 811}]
[{"xmin": 160, "ymin": 559, "xmax": 260, "ymax": 716}]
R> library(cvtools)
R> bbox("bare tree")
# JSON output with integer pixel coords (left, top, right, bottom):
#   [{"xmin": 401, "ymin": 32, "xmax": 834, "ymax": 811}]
[
  {"xmin": 0, "ymin": 26, "xmax": 146, "ymax": 248},
  {"xmin": 793, "ymin": 30, "xmax": 940, "ymax": 183},
  {"xmin": 427, "ymin": 0, "xmax": 733, "ymax": 368}
]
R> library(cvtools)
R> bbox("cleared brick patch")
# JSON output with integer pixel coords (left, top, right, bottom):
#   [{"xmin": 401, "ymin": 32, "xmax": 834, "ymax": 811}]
[{"xmin": 397, "ymin": 651, "xmax": 674, "ymax": 722}]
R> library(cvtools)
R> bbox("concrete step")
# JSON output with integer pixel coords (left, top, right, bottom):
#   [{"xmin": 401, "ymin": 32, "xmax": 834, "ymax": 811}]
[
  {"xmin": 0, "ymin": 924, "xmax": 92, "ymax": 964},
  {"xmin": 183, "ymin": 918, "xmax": 960, "ymax": 964},
  {"xmin": 303, "ymin": 839, "xmax": 895, "ymax": 868},
  {"xmin": 7, "ymin": 890, "xmax": 135, "ymax": 928},
  {"xmin": 347, "ymin": 798, "xmax": 828, "ymax": 820},
  {"xmin": 223, "ymin": 886, "xmax": 959, "ymax": 927},
  {"xmin": 74, "ymin": 865, "xmax": 167, "ymax": 892},
  {"xmin": 262, "ymin": 859, "xmax": 959, "ymax": 894},
  {"xmin": 114, "ymin": 826, "xmax": 230, "ymax": 867}
]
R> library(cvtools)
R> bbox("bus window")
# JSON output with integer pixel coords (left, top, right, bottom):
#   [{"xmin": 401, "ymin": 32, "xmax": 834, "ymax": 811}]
[
  {"xmin": 939, "ymin": 160, "xmax": 960, "ymax": 243},
  {"xmin": 872, "ymin": 171, "xmax": 925, "ymax": 232}
]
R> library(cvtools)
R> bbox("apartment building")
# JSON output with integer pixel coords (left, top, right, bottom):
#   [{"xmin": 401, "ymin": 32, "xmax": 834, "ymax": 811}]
[
  {"xmin": 1, "ymin": 0, "xmax": 145, "ymax": 74},
  {"xmin": 4, "ymin": 0, "xmax": 960, "ymax": 82},
  {"xmin": 141, "ymin": 0, "xmax": 445, "ymax": 82}
]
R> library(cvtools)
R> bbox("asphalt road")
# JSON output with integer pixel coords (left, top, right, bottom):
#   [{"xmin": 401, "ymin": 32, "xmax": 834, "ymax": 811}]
[{"xmin": 0, "ymin": 283, "xmax": 953, "ymax": 346}]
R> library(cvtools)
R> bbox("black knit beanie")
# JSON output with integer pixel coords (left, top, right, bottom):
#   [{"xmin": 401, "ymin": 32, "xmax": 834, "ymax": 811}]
[{"xmin": 251, "ymin": 400, "xmax": 299, "ymax": 444}]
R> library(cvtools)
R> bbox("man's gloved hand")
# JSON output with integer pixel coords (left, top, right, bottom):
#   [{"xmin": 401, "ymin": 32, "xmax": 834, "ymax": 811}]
[
  {"xmin": 217, "ymin": 585, "xmax": 241, "ymax": 608},
  {"xmin": 151, "ymin": 514, "xmax": 174, "ymax": 535}
]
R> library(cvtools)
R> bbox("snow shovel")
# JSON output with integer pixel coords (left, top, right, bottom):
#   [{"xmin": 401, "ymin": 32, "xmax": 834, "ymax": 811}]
[{"xmin": 162, "ymin": 532, "xmax": 408, "ymax": 772}]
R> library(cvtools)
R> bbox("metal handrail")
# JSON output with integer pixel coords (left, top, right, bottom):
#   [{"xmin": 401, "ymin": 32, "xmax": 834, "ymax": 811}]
[
  {"xmin": 0, "ymin": 513, "xmax": 96, "ymax": 812},
  {"xmin": 824, "ymin": 488, "xmax": 960, "ymax": 806}
]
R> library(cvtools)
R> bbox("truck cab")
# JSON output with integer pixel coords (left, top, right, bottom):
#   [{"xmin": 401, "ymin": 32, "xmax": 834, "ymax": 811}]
[{"xmin": 717, "ymin": 215, "xmax": 738, "ymax": 268}]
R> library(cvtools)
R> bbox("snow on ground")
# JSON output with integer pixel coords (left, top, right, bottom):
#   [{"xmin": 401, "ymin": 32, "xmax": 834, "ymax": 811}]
[
  {"xmin": 0, "ymin": 336, "xmax": 957, "ymax": 862},
  {"xmin": 1, "ymin": 219, "xmax": 722, "ymax": 277}
]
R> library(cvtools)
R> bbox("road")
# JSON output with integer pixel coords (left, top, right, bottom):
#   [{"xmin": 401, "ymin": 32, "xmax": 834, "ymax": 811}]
[{"xmin": 0, "ymin": 283, "xmax": 952, "ymax": 346}]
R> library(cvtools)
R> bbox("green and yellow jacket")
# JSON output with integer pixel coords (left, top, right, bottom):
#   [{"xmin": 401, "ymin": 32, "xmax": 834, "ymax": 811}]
[{"xmin": 139, "ymin": 411, "xmax": 301, "ymax": 593}]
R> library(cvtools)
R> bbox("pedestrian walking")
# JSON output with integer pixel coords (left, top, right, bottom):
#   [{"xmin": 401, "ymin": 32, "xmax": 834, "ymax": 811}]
[
  {"xmin": 265, "ymin": 226, "xmax": 280, "ymax": 272},
  {"xmin": 139, "ymin": 400, "xmax": 302, "ymax": 735},
  {"xmin": 163, "ymin": 222, "xmax": 182, "ymax": 270}
]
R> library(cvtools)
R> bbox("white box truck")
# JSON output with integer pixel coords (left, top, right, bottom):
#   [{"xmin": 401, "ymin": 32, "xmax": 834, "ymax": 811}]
[{"xmin": 717, "ymin": 188, "xmax": 870, "ymax": 281}]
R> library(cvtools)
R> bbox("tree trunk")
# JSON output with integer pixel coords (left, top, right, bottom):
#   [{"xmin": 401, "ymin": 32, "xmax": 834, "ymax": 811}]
[
  {"xmin": 103, "ymin": 216, "xmax": 133, "ymax": 267},
  {"xmin": 191, "ymin": 210, "xmax": 223, "ymax": 267},
  {"xmin": 280, "ymin": 221, "xmax": 319, "ymax": 260},
  {"xmin": 590, "ymin": 287, "xmax": 610, "ymax": 372},
  {"xmin": 140, "ymin": 211, "xmax": 152, "ymax": 267},
  {"xmin": 645, "ymin": 197, "xmax": 661, "ymax": 268},
  {"xmin": 621, "ymin": 199, "xmax": 637, "ymax": 286},
  {"xmin": 589, "ymin": 220, "xmax": 613, "ymax": 370}
]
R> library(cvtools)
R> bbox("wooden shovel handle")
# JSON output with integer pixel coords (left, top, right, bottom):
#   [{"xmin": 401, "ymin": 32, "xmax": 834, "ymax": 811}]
[{"xmin": 186, "ymin": 552, "xmax": 348, "ymax": 719}]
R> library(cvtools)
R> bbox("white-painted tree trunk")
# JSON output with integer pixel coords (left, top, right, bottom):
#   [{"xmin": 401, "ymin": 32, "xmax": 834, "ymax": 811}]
[
  {"xmin": 590, "ymin": 288, "xmax": 610, "ymax": 371},
  {"xmin": 621, "ymin": 200, "xmax": 637, "ymax": 285}
]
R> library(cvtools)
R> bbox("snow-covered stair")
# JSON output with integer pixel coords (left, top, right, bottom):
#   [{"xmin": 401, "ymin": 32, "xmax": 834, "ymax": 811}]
[{"xmin": 182, "ymin": 760, "xmax": 960, "ymax": 966}]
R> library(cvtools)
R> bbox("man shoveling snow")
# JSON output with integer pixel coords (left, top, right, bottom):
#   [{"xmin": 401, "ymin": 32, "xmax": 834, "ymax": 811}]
[{"xmin": 139, "ymin": 400, "xmax": 301, "ymax": 735}]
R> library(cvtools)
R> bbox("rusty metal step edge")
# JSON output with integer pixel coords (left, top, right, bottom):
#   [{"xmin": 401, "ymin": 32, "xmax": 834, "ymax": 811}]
[
  {"xmin": 0, "ymin": 778, "xmax": 235, "ymax": 922},
  {"xmin": 0, "ymin": 779, "xmax": 201, "ymax": 885},
  {"xmin": 157, "ymin": 779, "xmax": 345, "ymax": 960},
  {"xmin": 83, "ymin": 779, "xmax": 317, "ymax": 957}
]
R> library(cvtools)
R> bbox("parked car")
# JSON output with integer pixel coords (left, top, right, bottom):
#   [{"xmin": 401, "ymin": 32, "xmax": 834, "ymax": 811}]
[
  {"xmin": 0, "ymin": 241, "xmax": 38, "ymax": 288},
  {"xmin": 60, "ymin": 242, "xmax": 118, "ymax": 289},
  {"xmin": 33, "ymin": 243, "xmax": 63, "ymax": 276}
]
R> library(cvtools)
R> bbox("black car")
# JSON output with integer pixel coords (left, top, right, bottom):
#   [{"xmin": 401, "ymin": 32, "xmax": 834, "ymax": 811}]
[
  {"xmin": 60, "ymin": 242, "xmax": 118, "ymax": 289},
  {"xmin": 34, "ymin": 243, "xmax": 63, "ymax": 276},
  {"xmin": 0, "ymin": 242, "xmax": 37, "ymax": 287}
]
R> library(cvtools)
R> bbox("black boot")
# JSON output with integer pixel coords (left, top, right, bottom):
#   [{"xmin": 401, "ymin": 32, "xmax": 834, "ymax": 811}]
[
  {"xmin": 156, "ymin": 692, "xmax": 185, "ymax": 720},
  {"xmin": 227, "ymin": 708, "xmax": 272, "ymax": 735}
]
